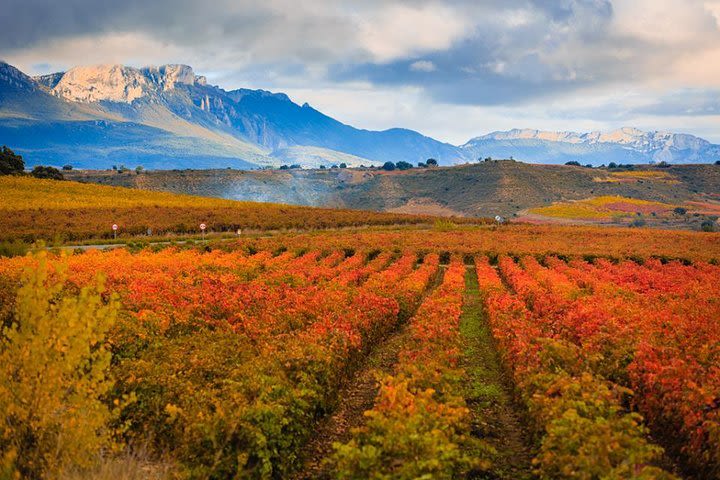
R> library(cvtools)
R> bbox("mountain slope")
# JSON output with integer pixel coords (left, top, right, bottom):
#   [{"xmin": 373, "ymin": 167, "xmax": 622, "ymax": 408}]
[
  {"xmin": 462, "ymin": 128, "xmax": 720, "ymax": 165},
  {"xmin": 0, "ymin": 62, "xmax": 464, "ymax": 168},
  {"xmin": 2, "ymin": 61, "xmax": 719, "ymax": 169}
]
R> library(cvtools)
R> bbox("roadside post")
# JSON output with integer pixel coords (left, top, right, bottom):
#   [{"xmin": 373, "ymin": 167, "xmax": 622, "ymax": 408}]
[
  {"xmin": 200, "ymin": 223, "xmax": 206, "ymax": 240},
  {"xmin": 112, "ymin": 223, "xmax": 118, "ymax": 240}
]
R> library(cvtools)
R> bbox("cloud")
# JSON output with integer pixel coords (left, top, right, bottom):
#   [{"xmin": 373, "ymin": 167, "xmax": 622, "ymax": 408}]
[
  {"xmin": 1, "ymin": 0, "xmax": 720, "ymax": 143},
  {"xmin": 409, "ymin": 60, "xmax": 437, "ymax": 72},
  {"xmin": 632, "ymin": 89, "xmax": 720, "ymax": 116}
]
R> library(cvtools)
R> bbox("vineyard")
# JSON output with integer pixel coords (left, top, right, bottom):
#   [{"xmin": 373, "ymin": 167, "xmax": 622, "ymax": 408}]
[
  {"xmin": 0, "ymin": 177, "xmax": 488, "ymax": 243},
  {"xmin": 0, "ymin": 226, "xmax": 718, "ymax": 479}
]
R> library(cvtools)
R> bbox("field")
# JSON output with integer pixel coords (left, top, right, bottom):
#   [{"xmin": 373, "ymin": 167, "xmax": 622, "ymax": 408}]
[
  {"xmin": 528, "ymin": 196, "xmax": 676, "ymax": 219},
  {"xmin": 0, "ymin": 176, "xmax": 487, "ymax": 243},
  {"xmin": 1, "ymin": 180, "xmax": 720, "ymax": 479}
]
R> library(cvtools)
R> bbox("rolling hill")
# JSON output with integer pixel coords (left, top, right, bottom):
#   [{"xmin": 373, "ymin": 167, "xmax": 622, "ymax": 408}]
[{"xmin": 66, "ymin": 161, "xmax": 720, "ymax": 230}]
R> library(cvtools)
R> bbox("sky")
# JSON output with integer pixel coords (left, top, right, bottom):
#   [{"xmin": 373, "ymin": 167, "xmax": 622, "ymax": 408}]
[{"xmin": 1, "ymin": 0, "xmax": 720, "ymax": 143}]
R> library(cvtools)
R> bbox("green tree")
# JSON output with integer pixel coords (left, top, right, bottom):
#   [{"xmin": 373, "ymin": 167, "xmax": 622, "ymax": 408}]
[
  {"xmin": 426, "ymin": 158, "xmax": 438, "ymax": 167},
  {"xmin": 0, "ymin": 146, "xmax": 25, "ymax": 175},
  {"xmin": 396, "ymin": 161, "xmax": 413, "ymax": 170},
  {"xmin": 0, "ymin": 252, "xmax": 121, "ymax": 478},
  {"xmin": 30, "ymin": 166, "xmax": 64, "ymax": 180},
  {"xmin": 382, "ymin": 161, "xmax": 396, "ymax": 171}
]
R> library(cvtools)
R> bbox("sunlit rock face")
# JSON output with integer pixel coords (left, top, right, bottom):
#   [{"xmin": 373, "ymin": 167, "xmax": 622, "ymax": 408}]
[
  {"xmin": 51, "ymin": 64, "xmax": 199, "ymax": 103},
  {"xmin": 143, "ymin": 64, "xmax": 196, "ymax": 90},
  {"xmin": 52, "ymin": 65, "xmax": 149, "ymax": 103}
]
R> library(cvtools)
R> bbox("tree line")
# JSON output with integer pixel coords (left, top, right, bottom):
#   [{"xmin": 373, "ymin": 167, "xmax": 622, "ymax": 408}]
[{"xmin": 0, "ymin": 146, "xmax": 64, "ymax": 180}]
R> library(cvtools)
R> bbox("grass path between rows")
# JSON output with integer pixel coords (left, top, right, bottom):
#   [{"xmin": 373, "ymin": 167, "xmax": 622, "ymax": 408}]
[
  {"xmin": 460, "ymin": 263, "xmax": 536, "ymax": 480},
  {"xmin": 290, "ymin": 263, "xmax": 447, "ymax": 480}
]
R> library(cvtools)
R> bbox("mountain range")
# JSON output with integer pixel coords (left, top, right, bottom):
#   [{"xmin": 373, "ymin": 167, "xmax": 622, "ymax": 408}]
[{"xmin": 1, "ymin": 61, "xmax": 719, "ymax": 169}]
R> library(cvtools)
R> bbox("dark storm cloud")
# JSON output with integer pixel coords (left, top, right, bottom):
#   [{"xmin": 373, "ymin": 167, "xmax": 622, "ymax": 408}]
[
  {"xmin": 2, "ymin": 0, "xmax": 719, "ymax": 113},
  {"xmin": 0, "ymin": 0, "xmax": 356, "ymax": 62},
  {"xmin": 327, "ymin": 0, "xmax": 625, "ymax": 104}
]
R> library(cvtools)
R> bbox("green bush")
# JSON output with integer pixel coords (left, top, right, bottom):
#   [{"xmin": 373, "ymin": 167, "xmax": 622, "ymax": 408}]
[
  {"xmin": 333, "ymin": 377, "xmax": 488, "ymax": 480},
  {"xmin": 0, "ymin": 240, "xmax": 28, "ymax": 258},
  {"xmin": 522, "ymin": 340, "xmax": 678, "ymax": 480},
  {"xmin": 0, "ymin": 146, "xmax": 24, "ymax": 176}
]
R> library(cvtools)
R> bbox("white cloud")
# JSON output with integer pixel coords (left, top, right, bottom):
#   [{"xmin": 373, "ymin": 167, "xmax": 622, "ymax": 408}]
[
  {"xmin": 409, "ymin": 60, "xmax": 436, "ymax": 72},
  {"xmin": 704, "ymin": 1, "xmax": 720, "ymax": 27},
  {"xmin": 3, "ymin": 0, "xmax": 720, "ymax": 144},
  {"xmin": 356, "ymin": 3, "xmax": 471, "ymax": 63}
]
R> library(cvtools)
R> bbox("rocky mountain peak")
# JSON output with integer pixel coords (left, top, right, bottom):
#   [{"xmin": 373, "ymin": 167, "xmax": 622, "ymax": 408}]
[
  {"xmin": 142, "ymin": 64, "xmax": 195, "ymax": 90},
  {"xmin": 0, "ymin": 61, "xmax": 37, "ymax": 91},
  {"xmin": 48, "ymin": 64, "xmax": 203, "ymax": 104},
  {"xmin": 53, "ymin": 64, "xmax": 149, "ymax": 103}
]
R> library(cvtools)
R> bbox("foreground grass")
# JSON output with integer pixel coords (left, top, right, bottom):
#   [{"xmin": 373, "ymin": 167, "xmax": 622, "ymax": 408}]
[{"xmin": 459, "ymin": 263, "xmax": 534, "ymax": 479}]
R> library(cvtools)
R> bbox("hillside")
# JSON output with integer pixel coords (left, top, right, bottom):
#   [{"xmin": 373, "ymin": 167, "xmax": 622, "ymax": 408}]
[
  {"xmin": 67, "ymin": 161, "xmax": 720, "ymax": 230},
  {"xmin": 0, "ymin": 176, "xmax": 486, "ymax": 242}
]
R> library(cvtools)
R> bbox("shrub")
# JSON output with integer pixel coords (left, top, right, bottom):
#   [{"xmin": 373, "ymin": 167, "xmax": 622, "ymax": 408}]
[
  {"xmin": 396, "ymin": 161, "xmax": 413, "ymax": 170},
  {"xmin": 31, "ymin": 165, "xmax": 64, "ymax": 180},
  {"xmin": 701, "ymin": 220, "xmax": 717, "ymax": 232},
  {"xmin": 434, "ymin": 219, "xmax": 457, "ymax": 231},
  {"xmin": 0, "ymin": 146, "xmax": 25, "ymax": 176},
  {"xmin": 0, "ymin": 240, "xmax": 28, "ymax": 258},
  {"xmin": 0, "ymin": 252, "xmax": 120, "ymax": 478},
  {"xmin": 333, "ymin": 378, "xmax": 484, "ymax": 480},
  {"xmin": 564, "ymin": 161, "xmax": 581, "ymax": 166},
  {"xmin": 426, "ymin": 158, "xmax": 438, "ymax": 167},
  {"xmin": 382, "ymin": 161, "xmax": 396, "ymax": 171}
]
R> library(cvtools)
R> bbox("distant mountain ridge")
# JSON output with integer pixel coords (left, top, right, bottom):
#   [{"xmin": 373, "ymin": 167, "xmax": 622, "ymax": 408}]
[
  {"xmin": 462, "ymin": 127, "xmax": 720, "ymax": 165},
  {"xmin": 1, "ymin": 61, "xmax": 719, "ymax": 169},
  {"xmin": 0, "ymin": 62, "xmax": 461, "ymax": 169}
]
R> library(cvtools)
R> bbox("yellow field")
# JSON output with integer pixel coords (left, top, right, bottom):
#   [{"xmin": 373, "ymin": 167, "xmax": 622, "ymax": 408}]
[
  {"xmin": 595, "ymin": 170, "xmax": 679, "ymax": 183},
  {"xmin": 0, "ymin": 176, "xmax": 246, "ymax": 210},
  {"xmin": 530, "ymin": 195, "xmax": 675, "ymax": 219},
  {"xmin": 0, "ymin": 176, "xmax": 488, "ymax": 243}
]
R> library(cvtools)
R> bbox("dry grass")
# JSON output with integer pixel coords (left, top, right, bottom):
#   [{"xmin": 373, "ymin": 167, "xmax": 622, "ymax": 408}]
[
  {"xmin": 59, "ymin": 452, "xmax": 175, "ymax": 480},
  {"xmin": 596, "ymin": 170, "xmax": 680, "ymax": 184}
]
